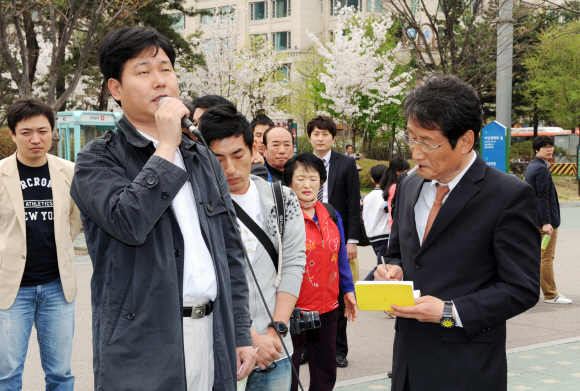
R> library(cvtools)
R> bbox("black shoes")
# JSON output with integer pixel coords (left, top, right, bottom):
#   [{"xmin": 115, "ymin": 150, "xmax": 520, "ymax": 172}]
[
  {"xmin": 300, "ymin": 351, "xmax": 308, "ymax": 365},
  {"xmin": 336, "ymin": 355, "xmax": 348, "ymax": 368}
]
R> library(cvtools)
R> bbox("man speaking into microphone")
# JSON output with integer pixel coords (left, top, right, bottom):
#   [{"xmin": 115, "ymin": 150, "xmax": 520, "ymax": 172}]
[{"xmin": 70, "ymin": 27, "xmax": 256, "ymax": 391}]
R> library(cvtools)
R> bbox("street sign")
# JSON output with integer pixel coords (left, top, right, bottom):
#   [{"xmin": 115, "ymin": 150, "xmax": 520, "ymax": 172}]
[
  {"xmin": 480, "ymin": 121, "xmax": 509, "ymax": 173},
  {"xmin": 407, "ymin": 28, "xmax": 416, "ymax": 38}
]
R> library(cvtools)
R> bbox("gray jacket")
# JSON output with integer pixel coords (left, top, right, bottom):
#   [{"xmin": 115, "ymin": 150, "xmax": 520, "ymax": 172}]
[
  {"xmin": 243, "ymin": 176, "xmax": 306, "ymax": 359},
  {"xmin": 70, "ymin": 116, "xmax": 252, "ymax": 391}
]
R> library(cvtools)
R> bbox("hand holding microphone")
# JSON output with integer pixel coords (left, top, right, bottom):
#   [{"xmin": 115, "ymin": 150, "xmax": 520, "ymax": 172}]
[
  {"xmin": 157, "ymin": 97, "xmax": 202, "ymax": 140},
  {"xmin": 155, "ymin": 97, "xmax": 189, "ymax": 149}
]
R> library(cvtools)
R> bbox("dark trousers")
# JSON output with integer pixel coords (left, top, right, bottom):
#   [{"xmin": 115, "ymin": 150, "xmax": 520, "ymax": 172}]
[
  {"xmin": 371, "ymin": 239, "xmax": 389, "ymax": 261},
  {"xmin": 336, "ymin": 292, "xmax": 348, "ymax": 357},
  {"xmin": 291, "ymin": 309, "xmax": 339, "ymax": 391}
]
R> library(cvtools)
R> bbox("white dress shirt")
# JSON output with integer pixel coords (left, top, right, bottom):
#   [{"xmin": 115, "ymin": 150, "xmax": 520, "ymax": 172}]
[
  {"xmin": 315, "ymin": 149, "xmax": 358, "ymax": 244},
  {"xmin": 137, "ymin": 130, "xmax": 217, "ymax": 305},
  {"xmin": 413, "ymin": 151, "xmax": 477, "ymax": 327}
]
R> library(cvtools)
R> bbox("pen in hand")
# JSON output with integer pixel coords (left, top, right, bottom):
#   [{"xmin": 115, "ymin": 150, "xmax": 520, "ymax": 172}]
[{"xmin": 381, "ymin": 256, "xmax": 390, "ymax": 280}]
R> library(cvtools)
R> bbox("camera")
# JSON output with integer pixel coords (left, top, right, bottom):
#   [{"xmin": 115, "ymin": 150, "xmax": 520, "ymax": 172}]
[{"xmin": 289, "ymin": 307, "xmax": 321, "ymax": 336}]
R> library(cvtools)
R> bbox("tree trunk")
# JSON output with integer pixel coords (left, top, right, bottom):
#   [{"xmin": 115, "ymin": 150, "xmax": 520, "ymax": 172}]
[
  {"xmin": 98, "ymin": 80, "xmax": 110, "ymax": 111},
  {"xmin": 23, "ymin": 11, "xmax": 39, "ymax": 87},
  {"xmin": 533, "ymin": 103, "xmax": 539, "ymax": 139}
]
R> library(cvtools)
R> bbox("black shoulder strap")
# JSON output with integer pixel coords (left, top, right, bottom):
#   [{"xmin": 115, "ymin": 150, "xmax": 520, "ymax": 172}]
[
  {"xmin": 232, "ymin": 201, "xmax": 279, "ymax": 272},
  {"xmin": 272, "ymin": 181, "xmax": 285, "ymax": 239},
  {"xmin": 322, "ymin": 202, "xmax": 337, "ymax": 224}
]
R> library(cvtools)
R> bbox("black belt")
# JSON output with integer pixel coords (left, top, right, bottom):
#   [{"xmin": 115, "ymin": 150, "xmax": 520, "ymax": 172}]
[{"xmin": 183, "ymin": 301, "xmax": 213, "ymax": 319}]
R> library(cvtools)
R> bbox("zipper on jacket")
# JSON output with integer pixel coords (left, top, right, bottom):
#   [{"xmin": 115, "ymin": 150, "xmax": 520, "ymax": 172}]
[{"xmin": 319, "ymin": 217, "xmax": 327, "ymax": 313}]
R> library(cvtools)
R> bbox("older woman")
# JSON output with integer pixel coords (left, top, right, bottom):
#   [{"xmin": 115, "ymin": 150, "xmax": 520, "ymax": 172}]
[{"xmin": 284, "ymin": 153, "xmax": 358, "ymax": 391}]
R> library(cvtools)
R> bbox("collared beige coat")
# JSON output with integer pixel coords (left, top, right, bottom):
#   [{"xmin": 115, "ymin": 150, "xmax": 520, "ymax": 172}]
[{"xmin": 0, "ymin": 153, "xmax": 81, "ymax": 309}]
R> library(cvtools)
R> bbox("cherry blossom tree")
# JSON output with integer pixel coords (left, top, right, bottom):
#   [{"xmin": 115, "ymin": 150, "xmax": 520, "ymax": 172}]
[
  {"xmin": 177, "ymin": 7, "xmax": 290, "ymax": 119},
  {"xmin": 308, "ymin": 6, "xmax": 411, "ymax": 148}
]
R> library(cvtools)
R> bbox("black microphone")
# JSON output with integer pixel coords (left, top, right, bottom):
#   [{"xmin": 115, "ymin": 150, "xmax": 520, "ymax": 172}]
[{"xmin": 158, "ymin": 97, "xmax": 202, "ymax": 139}]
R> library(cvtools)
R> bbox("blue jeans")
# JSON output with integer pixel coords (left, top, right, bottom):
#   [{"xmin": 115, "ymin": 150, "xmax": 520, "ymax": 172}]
[
  {"xmin": 246, "ymin": 356, "xmax": 292, "ymax": 391},
  {"xmin": 0, "ymin": 278, "xmax": 75, "ymax": 391}
]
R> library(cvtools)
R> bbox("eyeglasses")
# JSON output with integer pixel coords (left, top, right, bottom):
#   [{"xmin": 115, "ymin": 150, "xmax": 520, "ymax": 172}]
[{"xmin": 403, "ymin": 132, "xmax": 449, "ymax": 153}]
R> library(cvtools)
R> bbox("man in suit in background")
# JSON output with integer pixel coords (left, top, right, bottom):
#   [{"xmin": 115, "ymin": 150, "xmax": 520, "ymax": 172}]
[
  {"xmin": 0, "ymin": 98, "xmax": 81, "ymax": 390},
  {"xmin": 375, "ymin": 74, "xmax": 540, "ymax": 391},
  {"xmin": 308, "ymin": 116, "xmax": 360, "ymax": 368}
]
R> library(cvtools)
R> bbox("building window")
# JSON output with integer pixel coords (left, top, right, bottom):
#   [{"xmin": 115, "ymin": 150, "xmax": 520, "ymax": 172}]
[
  {"xmin": 250, "ymin": 34, "xmax": 268, "ymax": 50},
  {"xmin": 272, "ymin": 31, "xmax": 291, "ymax": 50},
  {"xmin": 366, "ymin": 0, "xmax": 383, "ymax": 12},
  {"xmin": 410, "ymin": 0, "xmax": 420, "ymax": 14},
  {"xmin": 219, "ymin": 5, "xmax": 233, "ymax": 20},
  {"xmin": 277, "ymin": 64, "xmax": 291, "ymax": 82},
  {"xmin": 330, "ymin": 0, "xmax": 359, "ymax": 15},
  {"xmin": 171, "ymin": 13, "xmax": 185, "ymax": 31},
  {"xmin": 272, "ymin": 0, "xmax": 291, "ymax": 18},
  {"xmin": 200, "ymin": 8, "xmax": 215, "ymax": 25},
  {"xmin": 250, "ymin": 2, "xmax": 268, "ymax": 20}
]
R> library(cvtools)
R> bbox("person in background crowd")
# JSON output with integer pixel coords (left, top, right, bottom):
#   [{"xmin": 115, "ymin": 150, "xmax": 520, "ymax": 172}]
[
  {"xmin": 345, "ymin": 144, "xmax": 353, "ymax": 156},
  {"xmin": 250, "ymin": 114, "xmax": 274, "ymax": 181},
  {"xmin": 525, "ymin": 136, "xmax": 571, "ymax": 304},
  {"xmin": 284, "ymin": 153, "xmax": 358, "ymax": 391},
  {"xmin": 362, "ymin": 164, "xmax": 389, "ymax": 258},
  {"xmin": 199, "ymin": 104, "xmax": 306, "ymax": 391},
  {"xmin": 191, "ymin": 94, "xmax": 235, "ymax": 126},
  {"xmin": 251, "ymin": 114, "xmax": 275, "ymax": 158},
  {"xmin": 70, "ymin": 27, "xmax": 255, "ymax": 391},
  {"xmin": 380, "ymin": 157, "xmax": 411, "ymax": 234},
  {"xmin": 307, "ymin": 115, "xmax": 360, "ymax": 368},
  {"xmin": 0, "ymin": 98, "xmax": 81, "ymax": 390},
  {"xmin": 376, "ymin": 74, "xmax": 540, "ymax": 391},
  {"xmin": 263, "ymin": 126, "xmax": 294, "ymax": 185}
]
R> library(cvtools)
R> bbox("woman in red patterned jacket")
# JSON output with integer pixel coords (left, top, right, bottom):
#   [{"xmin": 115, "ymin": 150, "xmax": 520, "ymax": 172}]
[{"xmin": 284, "ymin": 153, "xmax": 358, "ymax": 391}]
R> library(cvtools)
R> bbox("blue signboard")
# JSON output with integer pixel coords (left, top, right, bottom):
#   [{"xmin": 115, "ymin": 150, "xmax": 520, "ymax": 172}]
[{"xmin": 480, "ymin": 121, "xmax": 508, "ymax": 173}]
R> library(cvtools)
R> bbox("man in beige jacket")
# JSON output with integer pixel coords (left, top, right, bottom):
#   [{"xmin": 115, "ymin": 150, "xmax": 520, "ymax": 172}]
[{"xmin": 0, "ymin": 98, "xmax": 81, "ymax": 390}]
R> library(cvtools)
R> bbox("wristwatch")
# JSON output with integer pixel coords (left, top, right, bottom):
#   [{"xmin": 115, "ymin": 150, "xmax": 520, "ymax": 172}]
[
  {"xmin": 440, "ymin": 301, "xmax": 455, "ymax": 328},
  {"xmin": 269, "ymin": 321, "xmax": 289, "ymax": 338}
]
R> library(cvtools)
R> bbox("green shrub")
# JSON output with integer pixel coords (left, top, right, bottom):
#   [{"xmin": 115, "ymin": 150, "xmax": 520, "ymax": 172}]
[
  {"xmin": 357, "ymin": 158, "xmax": 391, "ymax": 190},
  {"xmin": 0, "ymin": 128, "xmax": 16, "ymax": 158}
]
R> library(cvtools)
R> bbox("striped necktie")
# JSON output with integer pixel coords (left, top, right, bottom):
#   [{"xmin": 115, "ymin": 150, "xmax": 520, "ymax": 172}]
[
  {"xmin": 423, "ymin": 184, "xmax": 450, "ymax": 243},
  {"xmin": 317, "ymin": 158, "xmax": 326, "ymax": 202}
]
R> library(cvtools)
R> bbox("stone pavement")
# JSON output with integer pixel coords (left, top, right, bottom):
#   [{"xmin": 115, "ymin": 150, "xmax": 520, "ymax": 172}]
[
  {"xmin": 333, "ymin": 338, "xmax": 580, "ymax": 390},
  {"xmin": 20, "ymin": 205, "xmax": 580, "ymax": 390}
]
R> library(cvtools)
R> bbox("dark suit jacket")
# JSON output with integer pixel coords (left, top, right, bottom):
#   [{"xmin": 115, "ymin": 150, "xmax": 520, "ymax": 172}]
[
  {"xmin": 386, "ymin": 156, "xmax": 540, "ymax": 391},
  {"xmin": 326, "ymin": 151, "xmax": 360, "ymax": 241},
  {"xmin": 525, "ymin": 157, "xmax": 560, "ymax": 228}
]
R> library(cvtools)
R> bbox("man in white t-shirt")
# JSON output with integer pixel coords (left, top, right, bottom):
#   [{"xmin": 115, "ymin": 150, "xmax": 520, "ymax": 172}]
[{"xmin": 199, "ymin": 105, "xmax": 306, "ymax": 391}]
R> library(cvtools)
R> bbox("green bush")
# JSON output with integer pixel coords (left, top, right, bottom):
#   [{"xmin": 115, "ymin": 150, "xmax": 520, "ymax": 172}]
[
  {"xmin": 357, "ymin": 158, "xmax": 391, "ymax": 190},
  {"xmin": 0, "ymin": 128, "xmax": 16, "ymax": 158}
]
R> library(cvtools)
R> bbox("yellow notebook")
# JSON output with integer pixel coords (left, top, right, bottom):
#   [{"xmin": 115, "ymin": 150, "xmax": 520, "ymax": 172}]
[{"xmin": 355, "ymin": 281, "xmax": 420, "ymax": 311}]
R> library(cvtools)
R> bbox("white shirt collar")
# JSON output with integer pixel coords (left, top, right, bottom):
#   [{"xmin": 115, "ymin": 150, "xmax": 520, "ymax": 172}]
[
  {"xmin": 429, "ymin": 151, "xmax": 477, "ymax": 192},
  {"xmin": 315, "ymin": 149, "xmax": 332, "ymax": 164}
]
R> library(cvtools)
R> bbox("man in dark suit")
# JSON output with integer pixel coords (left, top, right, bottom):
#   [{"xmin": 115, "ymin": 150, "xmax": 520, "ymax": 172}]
[
  {"xmin": 307, "ymin": 116, "xmax": 360, "ymax": 368},
  {"xmin": 375, "ymin": 74, "xmax": 540, "ymax": 391}
]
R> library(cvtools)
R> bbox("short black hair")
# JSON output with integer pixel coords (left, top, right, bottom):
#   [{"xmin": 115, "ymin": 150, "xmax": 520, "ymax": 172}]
[
  {"xmin": 307, "ymin": 115, "xmax": 338, "ymax": 138},
  {"xmin": 250, "ymin": 114, "xmax": 274, "ymax": 132},
  {"xmin": 345, "ymin": 144, "xmax": 353, "ymax": 150},
  {"xmin": 380, "ymin": 157, "xmax": 411, "ymax": 199},
  {"xmin": 98, "ymin": 27, "xmax": 176, "ymax": 87},
  {"xmin": 7, "ymin": 98, "xmax": 54, "ymax": 134},
  {"xmin": 370, "ymin": 164, "xmax": 388, "ymax": 183},
  {"xmin": 198, "ymin": 105, "xmax": 253, "ymax": 152},
  {"xmin": 284, "ymin": 153, "xmax": 327, "ymax": 186},
  {"xmin": 532, "ymin": 135, "xmax": 554, "ymax": 153},
  {"xmin": 192, "ymin": 95, "xmax": 235, "ymax": 114},
  {"xmin": 263, "ymin": 126, "xmax": 292, "ymax": 148},
  {"xmin": 403, "ymin": 74, "xmax": 483, "ymax": 149}
]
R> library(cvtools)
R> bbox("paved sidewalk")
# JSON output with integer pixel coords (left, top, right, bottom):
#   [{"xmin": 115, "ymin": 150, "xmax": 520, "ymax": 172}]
[{"xmin": 335, "ymin": 338, "xmax": 580, "ymax": 390}]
